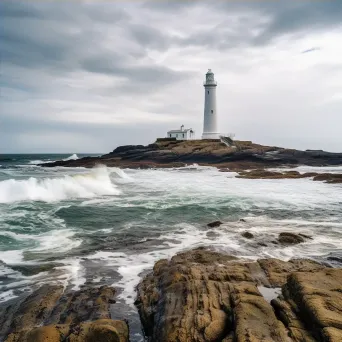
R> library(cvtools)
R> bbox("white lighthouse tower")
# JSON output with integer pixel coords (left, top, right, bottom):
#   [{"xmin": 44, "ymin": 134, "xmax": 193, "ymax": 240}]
[{"xmin": 202, "ymin": 69, "xmax": 219, "ymax": 139}]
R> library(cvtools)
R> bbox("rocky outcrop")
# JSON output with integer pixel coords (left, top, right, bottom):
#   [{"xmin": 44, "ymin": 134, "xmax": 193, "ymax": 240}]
[
  {"xmin": 1, "ymin": 285, "xmax": 128, "ymax": 342},
  {"xmin": 312, "ymin": 173, "xmax": 342, "ymax": 184},
  {"xmin": 241, "ymin": 231, "xmax": 254, "ymax": 239},
  {"xmin": 273, "ymin": 269, "xmax": 342, "ymax": 341},
  {"xmin": 237, "ymin": 169, "xmax": 342, "ymax": 183},
  {"xmin": 207, "ymin": 220, "xmax": 223, "ymax": 228},
  {"xmin": 40, "ymin": 139, "xmax": 342, "ymax": 171},
  {"xmin": 278, "ymin": 232, "xmax": 305, "ymax": 245},
  {"xmin": 135, "ymin": 248, "xmax": 341, "ymax": 342}
]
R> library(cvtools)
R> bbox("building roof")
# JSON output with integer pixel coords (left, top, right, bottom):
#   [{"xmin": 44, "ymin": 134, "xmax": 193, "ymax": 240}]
[{"xmin": 167, "ymin": 129, "xmax": 192, "ymax": 133}]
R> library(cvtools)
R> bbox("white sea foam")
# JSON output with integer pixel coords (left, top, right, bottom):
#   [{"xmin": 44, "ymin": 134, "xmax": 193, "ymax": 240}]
[
  {"xmin": 29, "ymin": 159, "xmax": 51, "ymax": 165},
  {"xmin": 0, "ymin": 290, "xmax": 17, "ymax": 302},
  {"xmin": 0, "ymin": 250, "xmax": 24, "ymax": 264},
  {"xmin": 0, "ymin": 166, "xmax": 120, "ymax": 203},
  {"xmin": 57, "ymin": 258, "xmax": 86, "ymax": 290},
  {"xmin": 270, "ymin": 165, "xmax": 342, "ymax": 174},
  {"xmin": 63, "ymin": 154, "xmax": 79, "ymax": 161},
  {"xmin": 31, "ymin": 229, "xmax": 82, "ymax": 253}
]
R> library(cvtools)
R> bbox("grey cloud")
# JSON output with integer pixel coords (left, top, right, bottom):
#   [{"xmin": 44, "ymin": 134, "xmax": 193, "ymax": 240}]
[
  {"xmin": 127, "ymin": 23, "xmax": 169, "ymax": 50},
  {"xmin": 142, "ymin": 0, "xmax": 196, "ymax": 12},
  {"xmin": 1, "ymin": 0, "xmax": 194, "ymax": 94},
  {"xmin": 302, "ymin": 47, "xmax": 320, "ymax": 54},
  {"xmin": 253, "ymin": 2, "xmax": 342, "ymax": 45},
  {"xmin": 1, "ymin": 0, "xmax": 342, "ymax": 153},
  {"xmin": 0, "ymin": 1, "xmax": 43, "ymax": 19},
  {"xmin": 163, "ymin": 2, "xmax": 342, "ymax": 51}
]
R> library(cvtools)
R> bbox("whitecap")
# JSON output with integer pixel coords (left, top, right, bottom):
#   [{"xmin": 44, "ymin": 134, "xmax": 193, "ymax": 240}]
[
  {"xmin": 0, "ymin": 166, "xmax": 120, "ymax": 203},
  {"xmin": 63, "ymin": 154, "xmax": 79, "ymax": 161}
]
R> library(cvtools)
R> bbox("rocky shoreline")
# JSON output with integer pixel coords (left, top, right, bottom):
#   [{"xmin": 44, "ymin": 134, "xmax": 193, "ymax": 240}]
[
  {"xmin": 1, "ymin": 246, "xmax": 341, "ymax": 342},
  {"xmin": 41, "ymin": 139, "xmax": 342, "ymax": 172}
]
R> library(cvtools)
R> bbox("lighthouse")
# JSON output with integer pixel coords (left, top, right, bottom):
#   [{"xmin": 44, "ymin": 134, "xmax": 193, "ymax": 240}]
[{"xmin": 202, "ymin": 69, "xmax": 219, "ymax": 139}]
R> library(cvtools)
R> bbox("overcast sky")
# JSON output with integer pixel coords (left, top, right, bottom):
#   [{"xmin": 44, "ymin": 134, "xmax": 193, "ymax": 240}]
[{"xmin": 1, "ymin": 1, "xmax": 342, "ymax": 153}]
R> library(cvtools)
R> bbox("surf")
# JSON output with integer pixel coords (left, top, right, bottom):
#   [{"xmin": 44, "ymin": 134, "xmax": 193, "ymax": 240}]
[{"xmin": 0, "ymin": 166, "xmax": 120, "ymax": 203}]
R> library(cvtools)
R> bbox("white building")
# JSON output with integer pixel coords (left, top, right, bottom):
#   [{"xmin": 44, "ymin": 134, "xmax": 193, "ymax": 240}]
[
  {"xmin": 167, "ymin": 125, "xmax": 195, "ymax": 140},
  {"xmin": 202, "ymin": 69, "xmax": 220, "ymax": 139}
]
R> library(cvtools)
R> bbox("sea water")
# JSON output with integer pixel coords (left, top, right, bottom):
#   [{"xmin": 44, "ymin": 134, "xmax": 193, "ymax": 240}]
[{"xmin": 0, "ymin": 154, "xmax": 342, "ymax": 340}]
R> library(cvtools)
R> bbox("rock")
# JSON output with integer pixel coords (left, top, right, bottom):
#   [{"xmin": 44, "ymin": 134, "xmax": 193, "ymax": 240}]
[
  {"xmin": 313, "ymin": 173, "xmax": 342, "ymax": 184},
  {"xmin": 328, "ymin": 256, "xmax": 342, "ymax": 263},
  {"xmin": 207, "ymin": 220, "xmax": 223, "ymax": 228},
  {"xmin": 67, "ymin": 319, "xmax": 129, "ymax": 342},
  {"xmin": 7, "ymin": 284, "xmax": 64, "ymax": 333},
  {"xmin": 298, "ymin": 233, "xmax": 313, "ymax": 240},
  {"xmin": 322, "ymin": 327, "xmax": 342, "ymax": 342},
  {"xmin": 1, "ymin": 285, "xmax": 128, "ymax": 342},
  {"xmin": 6, "ymin": 320, "xmax": 129, "ymax": 342},
  {"xmin": 241, "ymin": 231, "xmax": 254, "ymax": 239},
  {"xmin": 237, "ymin": 169, "xmax": 342, "ymax": 184},
  {"xmin": 239, "ymin": 218, "xmax": 246, "ymax": 222},
  {"xmin": 278, "ymin": 232, "xmax": 305, "ymax": 245},
  {"xmin": 232, "ymin": 283, "xmax": 290, "ymax": 342},
  {"xmin": 271, "ymin": 298, "xmax": 317, "ymax": 341},
  {"xmin": 275, "ymin": 268, "xmax": 342, "ymax": 341},
  {"xmin": 135, "ymin": 248, "xmax": 332, "ymax": 341},
  {"xmin": 237, "ymin": 169, "xmax": 305, "ymax": 179},
  {"xmin": 258, "ymin": 258, "xmax": 325, "ymax": 286},
  {"xmin": 10, "ymin": 263, "xmax": 64, "ymax": 276},
  {"xmin": 5, "ymin": 325, "xmax": 68, "ymax": 342}
]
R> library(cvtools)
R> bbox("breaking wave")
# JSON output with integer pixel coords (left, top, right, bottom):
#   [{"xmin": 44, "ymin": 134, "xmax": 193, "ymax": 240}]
[
  {"xmin": 63, "ymin": 154, "xmax": 79, "ymax": 161},
  {"xmin": 0, "ymin": 166, "xmax": 120, "ymax": 203},
  {"xmin": 29, "ymin": 159, "xmax": 51, "ymax": 164}
]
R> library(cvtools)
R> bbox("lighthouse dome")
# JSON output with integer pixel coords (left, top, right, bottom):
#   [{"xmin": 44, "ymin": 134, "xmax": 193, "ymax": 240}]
[{"xmin": 204, "ymin": 69, "xmax": 216, "ymax": 86}]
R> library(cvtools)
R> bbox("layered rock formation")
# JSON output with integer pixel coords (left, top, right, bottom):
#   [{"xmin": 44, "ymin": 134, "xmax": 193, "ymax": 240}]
[
  {"xmin": 0, "ymin": 285, "xmax": 128, "ymax": 342},
  {"xmin": 1, "ymin": 248, "xmax": 341, "ymax": 341},
  {"xmin": 41, "ymin": 139, "xmax": 342, "ymax": 171},
  {"xmin": 135, "ymin": 248, "xmax": 342, "ymax": 342}
]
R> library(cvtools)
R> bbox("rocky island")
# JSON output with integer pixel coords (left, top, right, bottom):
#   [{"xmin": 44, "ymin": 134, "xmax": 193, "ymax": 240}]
[{"xmin": 41, "ymin": 139, "xmax": 342, "ymax": 183}]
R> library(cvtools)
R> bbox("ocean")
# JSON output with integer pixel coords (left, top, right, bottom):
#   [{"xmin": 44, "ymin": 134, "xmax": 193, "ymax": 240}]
[{"xmin": 0, "ymin": 154, "xmax": 342, "ymax": 340}]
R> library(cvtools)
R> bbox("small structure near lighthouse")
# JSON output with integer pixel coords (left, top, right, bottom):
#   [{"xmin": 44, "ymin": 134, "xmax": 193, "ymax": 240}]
[
  {"xmin": 202, "ymin": 69, "xmax": 219, "ymax": 139},
  {"xmin": 167, "ymin": 125, "xmax": 195, "ymax": 140}
]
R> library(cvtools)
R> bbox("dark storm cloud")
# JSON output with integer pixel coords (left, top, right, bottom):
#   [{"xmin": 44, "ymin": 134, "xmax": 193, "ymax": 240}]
[
  {"xmin": 143, "ymin": 1, "xmax": 342, "ymax": 50},
  {"xmin": 2, "ymin": 0, "xmax": 340, "ymax": 78},
  {"xmin": 0, "ymin": 1, "xmax": 129, "ymax": 71},
  {"xmin": 1, "ymin": 0, "xmax": 342, "ymax": 153},
  {"xmin": 253, "ymin": 1, "xmax": 342, "ymax": 45},
  {"xmin": 0, "ymin": 0, "xmax": 195, "ymax": 97}
]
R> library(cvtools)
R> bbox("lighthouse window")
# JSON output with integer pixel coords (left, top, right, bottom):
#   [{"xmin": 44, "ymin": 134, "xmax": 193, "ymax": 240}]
[
  {"xmin": 208, "ymin": 91, "xmax": 209, "ymax": 94},
  {"xmin": 211, "ymin": 110, "xmax": 213, "ymax": 113}
]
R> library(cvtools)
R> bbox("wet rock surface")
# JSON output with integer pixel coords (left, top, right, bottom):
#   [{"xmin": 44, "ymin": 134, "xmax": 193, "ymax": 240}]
[
  {"xmin": 40, "ymin": 140, "xmax": 342, "ymax": 171},
  {"xmin": 241, "ymin": 231, "xmax": 254, "ymax": 239},
  {"xmin": 135, "ymin": 248, "xmax": 342, "ymax": 342},
  {"xmin": 237, "ymin": 169, "xmax": 342, "ymax": 183},
  {"xmin": 0, "ymin": 285, "xmax": 128, "ymax": 342},
  {"xmin": 278, "ymin": 232, "xmax": 306, "ymax": 245},
  {"xmin": 207, "ymin": 220, "xmax": 223, "ymax": 228}
]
